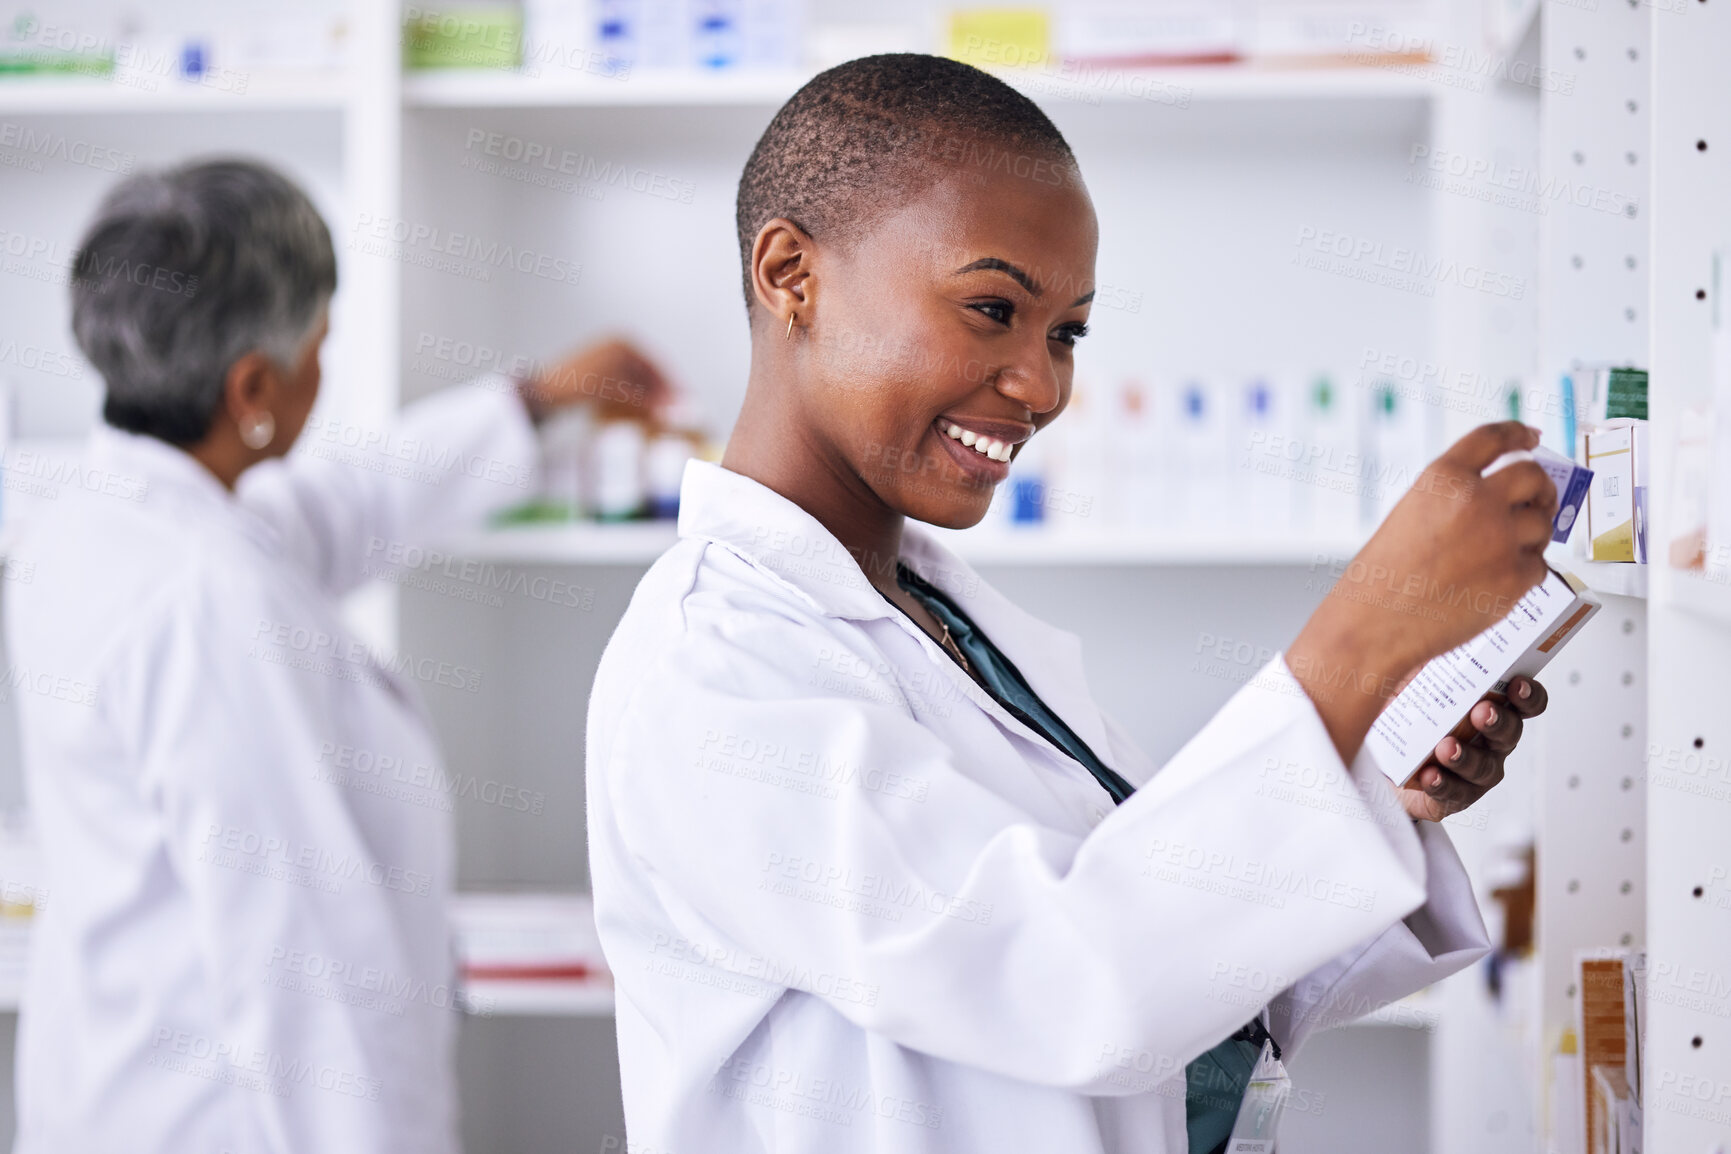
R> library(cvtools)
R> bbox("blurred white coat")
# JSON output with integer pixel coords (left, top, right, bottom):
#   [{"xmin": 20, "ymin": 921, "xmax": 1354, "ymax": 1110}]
[{"xmin": 5, "ymin": 385, "xmax": 535, "ymax": 1154}]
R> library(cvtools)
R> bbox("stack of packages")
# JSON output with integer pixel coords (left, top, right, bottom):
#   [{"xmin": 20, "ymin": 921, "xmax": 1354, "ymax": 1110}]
[{"xmin": 1553, "ymin": 952, "xmax": 1645, "ymax": 1154}]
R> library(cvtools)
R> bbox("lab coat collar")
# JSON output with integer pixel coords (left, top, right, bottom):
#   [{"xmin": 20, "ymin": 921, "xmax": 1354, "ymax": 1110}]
[
  {"xmin": 676, "ymin": 459, "xmax": 899, "ymax": 622},
  {"xmin": 87, "ymin": 423, "xmax": 282, "ymax": 555},
  {"xmin": 676, "ymin": 460, "xmax": 1117, "ymax": 762}
]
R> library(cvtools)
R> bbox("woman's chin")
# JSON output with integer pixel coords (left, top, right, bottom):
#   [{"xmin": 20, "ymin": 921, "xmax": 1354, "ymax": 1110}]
[{"xmin": 898, "ymin": 489, "xmax": 999, "ymax": 532}]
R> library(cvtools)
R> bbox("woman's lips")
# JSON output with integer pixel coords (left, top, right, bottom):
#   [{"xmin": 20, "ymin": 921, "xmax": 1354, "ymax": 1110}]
[
  {"xmin": 929, "ymin": 417, "xmax": 1015, "ymax": 484},
  {"xmin": 935, "ymin": 416, "xmax": 1033, "ymax": 463}
]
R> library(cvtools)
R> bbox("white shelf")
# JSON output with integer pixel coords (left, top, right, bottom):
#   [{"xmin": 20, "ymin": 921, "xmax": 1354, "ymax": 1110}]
[
  {"xmin": 0, "ymin": 73, "xmax": 350, "ymax": 114},
  {"xmin": 450, "ymin": 521, "xmax": 681, "ymax": 563},
  {"xmin": 451, "ymin": 891, "xmax": 613, "ymax": 1017},
  {"xmin": 464, "ymin": 978, "xmax": 615, "ymax": 1017},
  {"xmin": 404, "ymin": 62, "xmax": 1436, "ymax": 110},
  {"xmin": 0, "ymin": 967, "xmax": 615, "ymax": 1018},
  {"xmin": 447, "ymin": 522, "xmax": 1365, "ymax": 567},
  {"xmin": 405, "ymin": 67, "xmax": 807, "ymax": 108},
  {"xmin": 1548, "ymin": 553, "xmax": 1649, "ymax": 600},
  {"xmin": 0, "ymin": 893, "xmax": 618, "ymax": 1017},
  {"xmin": 927, "ymin": 530, "xmax": 1366, "ymax": 566}
]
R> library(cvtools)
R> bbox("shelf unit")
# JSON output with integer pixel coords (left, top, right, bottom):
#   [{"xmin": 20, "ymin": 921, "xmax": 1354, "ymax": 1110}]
[{"xmin": 5, "ymin": 3, "xmax": 1699, "ymax": 1153}]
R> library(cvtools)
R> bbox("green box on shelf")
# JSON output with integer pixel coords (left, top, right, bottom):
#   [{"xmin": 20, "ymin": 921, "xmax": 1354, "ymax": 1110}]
[
  {"xmin": 1603, "ymin": 367, "xmax": 1647, "ymax": 421},
  {"xmin": 403, "ymin": 5, "xmax": 524, "ymax": 71},
  {"xmin": 0, "ymin": 11, "xmax": 114, "ymax": 77}
]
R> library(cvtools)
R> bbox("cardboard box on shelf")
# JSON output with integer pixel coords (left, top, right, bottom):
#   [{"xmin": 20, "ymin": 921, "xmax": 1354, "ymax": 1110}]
[
  {"xmin": 1579, "ymin": 954, "xmax": 1628, "ymax": 1153},
  {"xmin": 1585, "ymin": 422, "xmax": 1649, "ymax": 563},
  {"xmin": 1590, "ymin": 1064, "xmax": 1634, "ymax": 1154}
]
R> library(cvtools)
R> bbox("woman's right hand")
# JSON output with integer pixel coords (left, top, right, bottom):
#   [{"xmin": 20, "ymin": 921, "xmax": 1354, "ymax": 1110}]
[
  {"xmin": 1287, "ymin": 421, "xmax": 1559, "ymax": 764},
  {"xmin": 1344, "ymin": 420, "xmax": 1558, "ymax": 664}
]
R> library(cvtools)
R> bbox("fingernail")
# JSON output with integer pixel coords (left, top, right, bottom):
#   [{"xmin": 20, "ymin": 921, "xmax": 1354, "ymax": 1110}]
[
  {"xmin": 1447, "ymin": 740, "xmax": 1462, "ymax": 763},
  {"xmin": 1517, "ymin": 680, "xmax": 1532, "ymax": 700},
  {"xmin": 1486, "ymin": 707, "xmax": 1499, "ymax": 726}
]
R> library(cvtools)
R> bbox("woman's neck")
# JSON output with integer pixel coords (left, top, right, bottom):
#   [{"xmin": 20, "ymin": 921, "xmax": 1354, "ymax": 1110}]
[{"xmin": 721, "ymin": 382, "xmax": 906, "ymax": 598}]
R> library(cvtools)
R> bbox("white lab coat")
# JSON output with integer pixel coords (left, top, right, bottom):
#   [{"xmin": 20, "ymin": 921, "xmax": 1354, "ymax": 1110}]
[
  {"xmin": 4, "ymin": 384, "xmax": 536, "ymax": 1154},
  {"xmin": 587, "ymin": 460, "xmax": 1492, "ymax": 1154}
]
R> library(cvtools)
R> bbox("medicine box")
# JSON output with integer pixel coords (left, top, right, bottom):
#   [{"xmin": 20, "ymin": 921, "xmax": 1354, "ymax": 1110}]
[
  {"xmin": 1486, "ymin": 444, "xmax": 1593, "ymax": 545},
  {"xmin": 1585, "ymin": 423, "xmax": 1649, "ymax": 562},
  {"xmin": 1586, "ymin": 366, "xmax": 1649, "ymax": 422},
  {"xmin": 1365, "ymin": 566, "xmax": 1601, "ymax": 786}
]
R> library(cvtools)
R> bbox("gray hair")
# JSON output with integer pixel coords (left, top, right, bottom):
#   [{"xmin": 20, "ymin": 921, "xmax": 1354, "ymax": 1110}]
[{"xmin": 71, "ymin": 158, "xmax": 337, "ymax": 445}]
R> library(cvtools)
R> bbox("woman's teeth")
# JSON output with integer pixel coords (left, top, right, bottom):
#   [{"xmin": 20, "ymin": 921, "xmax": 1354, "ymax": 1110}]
[{"xmin": 942, "ymin": 421, "xmax": 1013, "ymax": 462}]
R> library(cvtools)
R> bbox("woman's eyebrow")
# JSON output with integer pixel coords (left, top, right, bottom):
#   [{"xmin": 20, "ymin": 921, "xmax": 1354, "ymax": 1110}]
[
  {"xmin": 954, "ymin": 257, "xmax": 1040, "ymax": 296},
  {"xmin": 954, "ymin": 257, "xmax": 1094, "ymax": 306}
]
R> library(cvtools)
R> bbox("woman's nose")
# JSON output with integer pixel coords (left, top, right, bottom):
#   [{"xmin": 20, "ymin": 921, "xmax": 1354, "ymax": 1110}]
[{"xmin": 991, "ymin": 342, "xmax": 1064, "ymax": 416}]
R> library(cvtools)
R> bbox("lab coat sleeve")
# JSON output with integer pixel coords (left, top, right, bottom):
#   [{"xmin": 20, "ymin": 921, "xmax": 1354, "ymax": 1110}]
[
  {"xmin": 599, "ymin": 598, "xmax": 1463, "ymax": 1096},
  {"xmin": 1100, "ymin": 695, "xmax": 1491, "ymax": 1054},
  {"xmin": 1263, "ymin": 751, "xmax": 1491, "ymax": 1057},
  {"xmin": 238, "ymin": 380, "xmax": 537, "ymax": 597},
  {"xmin": 111, "ymin": 566, "xmax": 431, "ymax": 1154}
]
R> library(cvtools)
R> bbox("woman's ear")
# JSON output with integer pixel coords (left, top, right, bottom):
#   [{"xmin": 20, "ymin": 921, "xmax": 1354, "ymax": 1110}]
[
  {"xmin": 750, "ymin": 217, "xmax": 815, "ymax": 334},
  {"xmin": 222, "ymin": 350, "xmax": 283, "ymax": 431}
]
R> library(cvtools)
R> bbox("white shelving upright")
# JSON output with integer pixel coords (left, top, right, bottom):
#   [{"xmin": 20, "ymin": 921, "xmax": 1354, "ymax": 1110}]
[
  {"xmin": 1647, "ymin": 1, "xmax": 1731, "ymax": 1150},
  {"xmin": 1533, "ymin": 8, "xmax": 1652, "ymax": 1154}
]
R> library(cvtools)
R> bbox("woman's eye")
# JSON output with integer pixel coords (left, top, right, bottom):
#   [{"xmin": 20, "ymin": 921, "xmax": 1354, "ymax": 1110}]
[
  {"xmin": 968, "ymin": 301, "xmax": 1012, "ymax": 325},
  {"xmin": 1051, "ymin": 322, "xmax": 1090, "ymax": 347}
]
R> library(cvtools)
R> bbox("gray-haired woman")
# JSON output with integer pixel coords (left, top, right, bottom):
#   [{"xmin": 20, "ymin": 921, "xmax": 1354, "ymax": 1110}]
[{"xmin": 4, "ymin": 159, "xmax": 664, "ymax": 1153}]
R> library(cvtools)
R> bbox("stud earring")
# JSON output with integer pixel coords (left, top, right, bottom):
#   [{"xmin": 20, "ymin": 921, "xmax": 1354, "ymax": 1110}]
[{"xmin": 240, "ymin": 412, "xmax": 276, "ymax": 450}]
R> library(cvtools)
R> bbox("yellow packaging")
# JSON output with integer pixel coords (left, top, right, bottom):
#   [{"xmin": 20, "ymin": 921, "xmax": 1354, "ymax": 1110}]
[{"xmin": 948, "ymin": 8, "xmax": 1051, "ymax": 70}]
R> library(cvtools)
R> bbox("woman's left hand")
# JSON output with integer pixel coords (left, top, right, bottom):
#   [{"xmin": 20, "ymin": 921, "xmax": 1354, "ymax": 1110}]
[{"xmin": 1399, "ymin": 675, "xmax": 1549, "ymax": 822}]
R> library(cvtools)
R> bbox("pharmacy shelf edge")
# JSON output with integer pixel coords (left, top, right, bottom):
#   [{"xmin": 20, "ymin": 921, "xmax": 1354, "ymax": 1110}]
[
  {"xmin": 1547, "ymin": 554, "xmax": 1651, "ymax": 602},
  {"xmin": 442, "ymin": 523, "xmax": 1369, "ymax": 567},
  {"xmin": 0, "ymin": 972, "xmax": 617, "ymax": 1019},
  {"xmin": 402, "ymin": 62, "xmax": 1437, "ymax": 110},
  {"xmin": 0, "ymin": 75, "xmax": 351, "ymax": 114}
]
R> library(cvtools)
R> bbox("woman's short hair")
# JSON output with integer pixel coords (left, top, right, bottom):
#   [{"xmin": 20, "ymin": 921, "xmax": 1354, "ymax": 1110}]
[
  {"xmin": 735, "ymin": 53, "xmax": 1076, "ymax": 310},
  {"xmin": 71, "ymin": 158, "xmax": 337, "ymax": 445}
]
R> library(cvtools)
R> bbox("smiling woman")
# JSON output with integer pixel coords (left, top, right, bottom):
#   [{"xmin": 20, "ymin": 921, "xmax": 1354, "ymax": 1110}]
[
  {"xmin": 726, "ymin": 56, "xmax": 1097, "ymax": 552},
  {"xmin": 585, "ymin": 52, "xmax": 1560, "ymax": 1154}
]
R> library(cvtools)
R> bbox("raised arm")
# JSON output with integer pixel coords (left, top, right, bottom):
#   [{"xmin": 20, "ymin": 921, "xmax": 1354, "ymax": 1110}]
[
  {"xmin": 238, "ymin": 381, "xmax": 538, "ymax": 597},
  {"xmin": 239, "ymin": 339, "xmax": 673, "ymax": 598}
]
